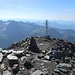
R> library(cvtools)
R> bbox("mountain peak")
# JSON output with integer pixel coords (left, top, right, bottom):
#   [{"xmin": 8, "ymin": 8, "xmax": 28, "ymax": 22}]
[{"xmin": 1, "ymin": 36, "xmax": 75, "ymax": 75}]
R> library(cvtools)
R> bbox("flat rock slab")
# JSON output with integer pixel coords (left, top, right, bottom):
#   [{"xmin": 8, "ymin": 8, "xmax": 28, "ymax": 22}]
[
  {"xmin": 7, "ymin": 54, "xmax": 18, "ymax": 60},
  {"xmin": 12, "ymin": 50, "xmax": 24, "ymax": 55},
  {"xmin": 2, "ymin": 50, "xmax": 12, "ymax": 54}
]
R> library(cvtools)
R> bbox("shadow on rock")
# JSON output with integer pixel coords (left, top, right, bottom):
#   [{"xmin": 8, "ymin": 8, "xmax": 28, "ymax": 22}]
[{"xmin": 29, "ymin": 37, "xmax": 41, "ymax": 53}]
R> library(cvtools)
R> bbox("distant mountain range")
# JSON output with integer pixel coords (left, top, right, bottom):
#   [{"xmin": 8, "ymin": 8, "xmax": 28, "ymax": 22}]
[
  {"xmin": 36, "ymin": 21, "xmax": 75, "ymax": 30},
  {"xmin": 0, "ymin": 20, "xmax": 75, "ymax": 48}
]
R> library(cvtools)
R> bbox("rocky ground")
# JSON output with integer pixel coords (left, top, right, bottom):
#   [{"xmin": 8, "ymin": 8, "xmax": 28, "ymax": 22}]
[{"xmin": 0, "ymin": 36, "xmax": 75, "ymax": 75}]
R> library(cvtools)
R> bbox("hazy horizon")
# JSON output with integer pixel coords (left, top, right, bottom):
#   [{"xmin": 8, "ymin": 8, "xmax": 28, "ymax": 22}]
[{"xmin": 0, "ymin": 0, "xmax": 75, "ymax": 21}]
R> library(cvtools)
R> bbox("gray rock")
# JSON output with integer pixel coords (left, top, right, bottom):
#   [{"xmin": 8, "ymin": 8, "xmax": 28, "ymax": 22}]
[
  {"xmin": 2, "ymin": 50, "xmax": 12, "ymax": 54},
  {"xmin": 7, "ymin": 54, "xmax": 18, "ymax": 60},
  {"xmin": 38, "ymin": 54, "xmax": 44, "ymax": 59},
  {"xmin": 3, "ymin": 70, "xmax": 12, "ymax": 75},
  {"xmin": 56, "ymin": 63, "xmax": 72, "ymax": 68},
  {"xmin": 44, "ymin": 55, "xmax": 50, "ymax": 60},
  {"xmin": 30, "ymin": 70, "xmax": 43, "ymax": 75},
  {"xmin": 24, "ymin": 61, "xmax": 34, "ymax": 69},
  {"xmin": 12, "ymin": 64, "xmax": 19, "ymax": 74},
  {"xmin": 64, "ymin": 57, "xmax": 71, "ymax": 63},
  {"xmin": 12, "ymin": 50, "xmax": 24, "ymax": 57},
  {"xmin": 42, "ymin": 68, "xmax": 48, "ymax": 75},
  {"xmin": 7, "ymin": 54, "xmax": 18, "ymax": 67},
  {"xmin": 54, "ymin": 69, "xmax": 60, "ymax": 74},
  {"xmin": 59, "ymin": 68, "xmax": 68, "ymax": 74},
  {"xmin": 0, "ymin": 53, "xmax": 3, "ymax": 63},
  {"xmin": 1, "ymin": 63, "xmax": 5, "ymax": 70},
  {"xmin": 26, "ymin": 54, "xmax": 31, "ymax": 57},
  {"xmin": 21, "ymin": 56, "xmax": 27, "ymax": 62}
]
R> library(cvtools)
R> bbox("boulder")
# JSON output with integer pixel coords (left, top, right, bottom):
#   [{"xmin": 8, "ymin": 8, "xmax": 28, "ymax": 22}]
[
  {"xmin": 24, "ymin": 61, "xmax": 34, "ymax": 69},
  {"xmin": 7, "ymin": 54, "xmax": 18, "ymax": 67}
]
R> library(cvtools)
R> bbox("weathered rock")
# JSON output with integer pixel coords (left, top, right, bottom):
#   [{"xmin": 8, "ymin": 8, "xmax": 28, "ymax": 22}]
[
  {"xmin": 12, "ymin": 64, "xmax": 19, "ymax": 74},
  {"xmin": 2, "ymin": 50, "xmax": 12, "ymax": 54},
  {"xmin": 1, "ymin": 63, "xmax": 5, "ymax": 69},
  {"xmin": 7, "ymin": 54, "xmax": 18, "ymax": 67},
  {"xmin": 55, "ymin": 59, "xmax": 60, "ymax": 64},
  {"xmin": 56, "ymin": 63, "xmax": 72, "ymax": 68},
  {"xmin": 54, "ymin": 69, "xmax": 60, "ymax": 74},
  {"xmin": 26, "ymin": 54, "xmax": 31, "ymax": 57},
  {"xmin": 44, "ymin": 55, "xmax": 50, "ymax": 60},
  {"xmin": 12, "ymin": 50, "xmax": 24, "ymax": 54},
  {"xmin": 12, "ymin": 50, "xmax": 24, "ymax": 58},
  {"xmin": 38, "ymin": 54, "xmax": 44, "ymax": 59},
  {"xmin": 7, "ymin": 54, "xmax": 18, "ymax": 60},
  {"xmin": 0, "ymin": 53, "xmax": 3, "ymax": 63},
  {"xmin": 42, "ymin": 50, "xmax": 46, "ymax": 54},
  {"xmin": 42, "ymin": 68, "xmax": 48, "ymax": 75},
  {"xmin": 51, "ymin": 52, "xmax": 66, "ymax": 59},
  {"xmin": 64, "ymin": 57, "xmax": 71, "ymax": 63},
  {"xmin": 20, "ymin": 56, "xmax": 27, "ymax": 62},
  {"xmin": 59, "ymin": 68, "xmax": 68, "ymax": 74},
  {"xmin": 24, "ymin": 61, "xmax": 34, "ymax": 69},
  {"xmin": 30, "ymin": 70, "xmax": 43, "ymax": 75},
  {"xmin": 3, "ymin": 70, "xmax": 12, "ymax": 75}
]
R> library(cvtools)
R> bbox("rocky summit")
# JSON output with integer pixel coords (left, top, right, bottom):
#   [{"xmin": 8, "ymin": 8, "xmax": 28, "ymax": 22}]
[{"xmin": 1, "ymin": 36, "xmax": 75, "ymax": 75}]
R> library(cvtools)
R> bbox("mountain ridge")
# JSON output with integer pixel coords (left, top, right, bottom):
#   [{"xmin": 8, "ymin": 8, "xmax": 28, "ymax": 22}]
[{"xmin": 0, "ymin": 20, "xmax": 75, "ymax": 48}]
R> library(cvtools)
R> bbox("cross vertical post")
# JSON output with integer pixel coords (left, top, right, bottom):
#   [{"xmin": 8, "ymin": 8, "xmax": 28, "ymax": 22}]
[{"xmin": 45, "ymin": 20, "xmax": 48, "ymax": 36}]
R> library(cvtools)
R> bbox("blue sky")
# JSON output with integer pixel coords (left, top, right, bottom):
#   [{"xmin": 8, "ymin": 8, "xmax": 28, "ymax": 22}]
[{"xmin": 0, "ymin": 0, "xmax": 75, "ymax": 21}]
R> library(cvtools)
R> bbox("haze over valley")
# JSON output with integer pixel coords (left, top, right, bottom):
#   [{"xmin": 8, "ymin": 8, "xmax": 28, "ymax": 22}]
[{"xmin": 0, "ymin": 20, "xmax": 75, "ymax": 48}]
